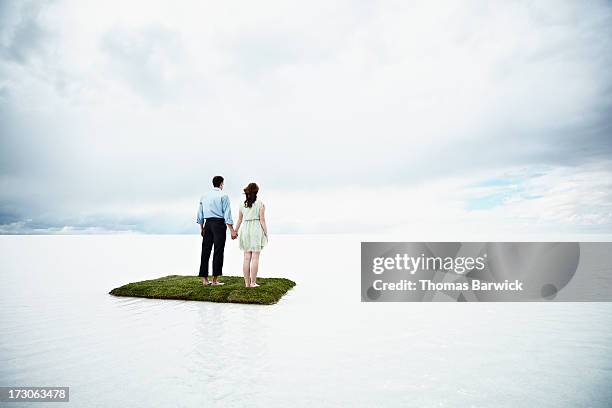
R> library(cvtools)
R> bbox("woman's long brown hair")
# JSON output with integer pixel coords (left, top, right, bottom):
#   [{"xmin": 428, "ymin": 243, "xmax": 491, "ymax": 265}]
[{"xmin": 243, "ymin": 183, "xmax": 259, "ymax": 208}]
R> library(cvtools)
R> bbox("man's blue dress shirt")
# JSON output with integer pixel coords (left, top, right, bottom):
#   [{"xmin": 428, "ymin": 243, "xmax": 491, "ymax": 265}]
[{"xmin": 196, "ymin": 187, "xmax": 234, "ymax": 225}]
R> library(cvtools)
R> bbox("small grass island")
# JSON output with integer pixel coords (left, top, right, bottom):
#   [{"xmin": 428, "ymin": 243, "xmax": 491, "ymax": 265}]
[{"xmin": 110, "ymin": 275, "xmax": 296, "ymax": 305}]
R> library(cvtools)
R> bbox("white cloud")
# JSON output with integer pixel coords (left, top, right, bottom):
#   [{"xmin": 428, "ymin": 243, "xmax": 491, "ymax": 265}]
[{"xmin": 1, "ymin": 0, "xmax": 611, "ymax": 234}]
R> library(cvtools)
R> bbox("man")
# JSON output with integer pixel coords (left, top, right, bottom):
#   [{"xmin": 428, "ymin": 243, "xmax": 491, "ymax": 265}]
[{"xmin": 196, "ymin": 175, "xmax": 237, "ymax": 286}]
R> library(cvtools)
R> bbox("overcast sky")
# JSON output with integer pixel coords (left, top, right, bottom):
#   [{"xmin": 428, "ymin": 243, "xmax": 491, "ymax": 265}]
[{"xmin": 1, "ymin": 0, "xmax": 611, "ymax": 235}]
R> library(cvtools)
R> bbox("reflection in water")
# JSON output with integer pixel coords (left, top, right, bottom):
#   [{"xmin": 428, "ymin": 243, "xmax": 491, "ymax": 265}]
[{"xmin": 1, "ymin": 235, "xmax": 612, "ymax": 407}]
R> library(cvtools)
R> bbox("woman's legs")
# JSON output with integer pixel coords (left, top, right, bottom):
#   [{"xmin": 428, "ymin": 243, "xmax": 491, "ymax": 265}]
[
  {"xmin": 243, "ymin": 251, "xmax": 252, "ymax": 287},
  {"xmin": 250, "ymin": 251, "xmax": 260, "ymax": 287}
]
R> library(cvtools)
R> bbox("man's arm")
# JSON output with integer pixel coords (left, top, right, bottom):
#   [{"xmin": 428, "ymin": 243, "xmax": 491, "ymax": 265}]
[
  {"xmin": 227, "ymin": 223, "xmax": 236, "ymax": 239},
  {"xmin": 221, "ymin": 195, "xmax": 237, "ymax": 239},
  {"xmin": 197, "ymin": 200, "xmax": 205, "ymax": 237}
]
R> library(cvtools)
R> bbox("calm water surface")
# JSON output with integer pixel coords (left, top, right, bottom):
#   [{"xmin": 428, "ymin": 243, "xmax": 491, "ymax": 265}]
[{"xmin": 1, "ymin": 235, "xmax": 611, "ymax": 407}]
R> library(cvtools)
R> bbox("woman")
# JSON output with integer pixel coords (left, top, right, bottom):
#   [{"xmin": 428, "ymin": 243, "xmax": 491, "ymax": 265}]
[{"xmin": 234, "ymin": 182, "xmax": 268, "ymax": 287}]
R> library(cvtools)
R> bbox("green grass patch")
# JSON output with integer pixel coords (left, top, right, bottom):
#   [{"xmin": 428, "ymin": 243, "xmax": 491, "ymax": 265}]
[{"xmin": 109, "ymin": 275, "xmax": 296, "ymax": 305}]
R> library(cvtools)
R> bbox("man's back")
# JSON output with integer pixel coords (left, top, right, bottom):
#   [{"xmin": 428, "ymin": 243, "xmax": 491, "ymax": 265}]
[{"xmin": 197, "ymin": 187, "xmax": 233, "ymax": 225}]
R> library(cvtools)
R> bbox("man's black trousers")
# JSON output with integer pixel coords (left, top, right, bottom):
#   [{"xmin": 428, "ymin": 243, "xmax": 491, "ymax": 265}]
[{"xmin": 199, "ymin": 218, "xmax": 227, "ymax": 277}]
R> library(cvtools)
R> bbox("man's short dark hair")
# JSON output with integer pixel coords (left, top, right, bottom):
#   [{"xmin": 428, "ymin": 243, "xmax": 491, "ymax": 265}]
[{"xmin": 212, "ymin": 176, "xmax": 224, "ymax": 187}]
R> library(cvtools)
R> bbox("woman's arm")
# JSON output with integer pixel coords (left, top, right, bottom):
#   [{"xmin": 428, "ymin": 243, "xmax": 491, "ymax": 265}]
[
  {"xmin": 259, "ymin": 204, "xmax": 268, "ymax": 236},
  {"xmin": 235, "ymin": 209, "xmax": 243, "ymax": 232}
]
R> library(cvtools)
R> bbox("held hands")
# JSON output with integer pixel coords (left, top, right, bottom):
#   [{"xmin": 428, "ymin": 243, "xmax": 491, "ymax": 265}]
[{"xmin": 201, "ymin": 229, "xmax": 237, "ymax": 240}]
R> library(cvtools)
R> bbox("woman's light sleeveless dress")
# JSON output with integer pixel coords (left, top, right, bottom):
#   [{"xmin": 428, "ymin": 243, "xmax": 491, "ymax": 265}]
[{"xmin": 239, "ymin": 200, "xmax": 268, "ymax": 252}]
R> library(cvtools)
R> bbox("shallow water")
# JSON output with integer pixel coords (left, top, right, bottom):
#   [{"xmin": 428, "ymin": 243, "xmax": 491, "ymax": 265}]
[{"xmin": 1, "ymin": 235, "xmax": 611, "ymax": 407}]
